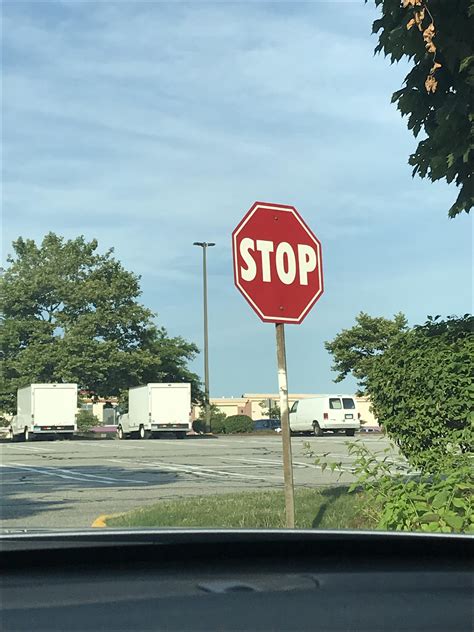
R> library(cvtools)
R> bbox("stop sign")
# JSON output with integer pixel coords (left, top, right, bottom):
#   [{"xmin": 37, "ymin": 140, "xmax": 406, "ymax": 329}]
[{"xmin": 232, "ymin": 202, "xmax": 324, "ymax": 324}]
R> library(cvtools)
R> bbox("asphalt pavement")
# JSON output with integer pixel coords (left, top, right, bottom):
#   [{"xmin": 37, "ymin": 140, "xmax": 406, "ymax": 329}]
[{"xmin": 0, "ymin": 433, "xmax": 398, "ymax": 530}]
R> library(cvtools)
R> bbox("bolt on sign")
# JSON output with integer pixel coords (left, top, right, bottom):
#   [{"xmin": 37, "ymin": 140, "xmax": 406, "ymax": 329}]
[{"xmin": 232, "ymin": 202, "xmax": 324, "ymax": 527}]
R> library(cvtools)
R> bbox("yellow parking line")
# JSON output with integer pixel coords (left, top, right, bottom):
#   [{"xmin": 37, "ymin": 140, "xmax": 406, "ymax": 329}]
[{"xmin": 91, "ymin": 514, "xmax": 109, "ymax": 527}]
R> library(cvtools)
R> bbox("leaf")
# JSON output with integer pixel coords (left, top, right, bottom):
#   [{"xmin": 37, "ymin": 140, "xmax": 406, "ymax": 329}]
[
  {"xmin": 420, "ymin": 512, "xmax": 441, "ymax": 523},
  {"xmin": 451, "ymin": 497, "xmax": 467, "ymax": 509},
  {"xmin": 425, "ymin": 75, "xmax": 438, "ymax": 93},
  {"xmin": 459, "ymin": 56, "xmax": 474, "ymax": 73},
  {"xmin": 406, "ymin": 19, "xmax": 416, "ymax": 31},
  {"xmin": 414, "ymin": 502, "xmax": 429, "ymax": 511},
  {"xmin": 423, "ymin": 24, "xmax": 435, "ymax": 43},
  {"xmin": 414, "ymin": 8, "xmax": 425, "ymax": 28},
  {"xmin": 444, "ymin": 514, "xmax": 464, "ymax": 530}
]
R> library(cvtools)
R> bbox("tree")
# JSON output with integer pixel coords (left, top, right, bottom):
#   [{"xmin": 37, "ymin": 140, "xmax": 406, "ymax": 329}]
[
  {"xmin": 195, "ymin": 404, "xmax": 227, "ymax": 433},
  {"xmin": 367, "ymin": 315, "xmax": 473, "ymax": 470},
  {"xmin": 259, "ymin": 400, "xmax": 281, "ymax": 419},
  {"xmin": 325, "ymin": 312, "xmax": 408, "ymax": 393},
  {"xmin": 76, "ymin": 409, "xmax": 99, "ymax": 433},
  {"xmin": 0, "ymin": 233, "xmax": 202, "ymax": 411},
  {"xmin": 369, "ymin": 0, "xmax": 473, "ymax": 217}
]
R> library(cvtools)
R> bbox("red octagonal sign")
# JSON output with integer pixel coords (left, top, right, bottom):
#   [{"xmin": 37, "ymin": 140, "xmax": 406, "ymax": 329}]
[{"xmin": 232, "ymin": 202, "xmax": 324, "ymax": 324}]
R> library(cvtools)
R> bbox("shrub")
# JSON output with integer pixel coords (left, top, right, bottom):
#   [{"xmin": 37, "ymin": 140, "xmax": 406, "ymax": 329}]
[
  {"xmin": 0, "ymin": 416, "xmax": 10, "ymax": 428},
  {"xmin": 305, "ymin": 440, "xmax": 474, "ymax": 534},
  {"xmin": 211, "ymin": 417, "xmax": 227, "ymax": 434},
  {"xmin": 224, "ymin": 414, "xmax": 253, "ymax": 434},
  {"xmin": 367, "ymin": 315, "xmax": 473, "ymax": 472},
  {"xmin": 76, "ymin": 409, "xmax": 99, "ymax": 432},
  {"xmin": 194, "ymin": 405, "xmax": 227, "ymax": 433},
  {"xmin": 192, "ymin": 419, "xmax": 206, "ymax": 433}
]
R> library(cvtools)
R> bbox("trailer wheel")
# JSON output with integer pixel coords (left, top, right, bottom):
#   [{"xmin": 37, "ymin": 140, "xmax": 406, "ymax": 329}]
[
  {"xmin": 117, "ymin": 426, "xmax": 125, "ymax": 440},
  {"xmin": 345, "ymin": 429, "xmax": 355, "ymax": 437},
  {"xmin": 8, "ymin": 427, "xmax": 14, "ymax": 442},
  {"xmin": 312, "ymin": 422, "xmax": 323, "ymax": 437},
  {"xmin": 22, "ymin": 427, "xmax": 30, "ymax": 442},
  {"xmin": 138, "ymin": 425, "xmax": 146, "ymax": 440}
]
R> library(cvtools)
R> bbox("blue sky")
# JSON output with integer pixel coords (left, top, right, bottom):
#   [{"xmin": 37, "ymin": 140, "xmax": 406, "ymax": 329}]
[{"xmin": 3, "ymin": 1, "xmax": 472, "ymax": 397}]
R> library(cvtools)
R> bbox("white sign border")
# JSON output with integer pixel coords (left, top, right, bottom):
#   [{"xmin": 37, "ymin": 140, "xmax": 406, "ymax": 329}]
[{"xmin": 233, "ymin": 203, "xmax": 324, "ymax": 324}]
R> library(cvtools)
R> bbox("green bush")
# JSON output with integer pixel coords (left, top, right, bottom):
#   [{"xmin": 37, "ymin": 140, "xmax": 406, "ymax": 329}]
[
  {"xmin": 192, "ymin": 419, "xmax": 206, "ymax": 433},
  {"xmin": 224, "ymin": 414, "xmax": 253, "ymax": 434},
  {"xmin": 194, "ymin": 404, "xmax": 228, "ymax": 433},
  {"xmin": 367, "ymin": 315, "xmax": 473, "ymax": 472},
  {"xmin": 211, "ymin": 417, "xmax": 227, "ymax": 433},
  {"xmin": 76, "ymin": 409, "xmax": 99, "ymax": 432},
  {"xmin": 0, "ymin": 416, "xmax": 10, "ymax": 428},
  {"xmin": 305, "ymin": 440, "xmax": 474, "ymax": 534}
]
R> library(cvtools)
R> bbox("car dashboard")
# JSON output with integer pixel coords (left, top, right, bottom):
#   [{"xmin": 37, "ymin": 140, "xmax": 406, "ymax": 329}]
[{"xmin": 1, "ymin": 529, "xmax": 472, "ymax": 631}]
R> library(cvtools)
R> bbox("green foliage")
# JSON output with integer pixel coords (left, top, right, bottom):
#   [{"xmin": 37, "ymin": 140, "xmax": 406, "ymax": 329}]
[
  {"xmin": 76, "ymin": 409, "xmax": 99, "ymax": 433},
  {"xmin": 367, "ymin": 315, "xmax": 473, "ymax": 470},
  {"xmin": 210, "ymin": 417, "xmax": 227, "ymax": 434},
  {"xmin": 260, "ymin": 400, "xmax": 281, "ymax": 419},
  {"xmin": 306, "ymin": 440, "xmax": 473, "ymax": 533},
  {"xmin": 195, "ymin": 404, "xmax": 227, "ymax": 433},
  {"xmin": 105, "ymin": 488, "xmax": 374, "ymax": 530},
  {"xmin": 201, "ymin": 413, "xmax": 253, "ymax": 434},
  {"xmin": 224, "ymin": 414, "xmax": 254, "ymax": 434},
  {"xmin": 0, "ymin": 233, "xmax": 202, "ymax": 411},
  {"xmin": 368, "ymin": 0, "xmax": 473, "ymax": 217},
  {"xmin": 325, "ymin": 312, "xmax": 408, "ymax": 393},
  {"xmin": 0, "ymin": 416, "xmax": 10, "ymax": 428},
  {"xmin": 192, "ymin": 419, "xmax": 206, "ymax": 433}
]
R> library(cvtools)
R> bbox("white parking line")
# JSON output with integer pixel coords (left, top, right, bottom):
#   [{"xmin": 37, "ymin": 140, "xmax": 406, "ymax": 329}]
[
  {"xmin": 108, "ymin": 458, "xmax": 282, "ymax": 482},
  {"xmin": 1, "ymin": 444, "xmax": 53, "ymax": 453},
  {"xmin": 0, "ymin": 463, "xmax": 99, "ymax": 483},
  {"xmin": 72, "ymin": 441, "xmax": 147, "ymax": 450},
  {"xmin": 0, "ymin": 463, "xmax": 148, "ymax": 485},
  {"xmin": 224, "ymin": 455, "xmax": 352, "ymax": 474}
]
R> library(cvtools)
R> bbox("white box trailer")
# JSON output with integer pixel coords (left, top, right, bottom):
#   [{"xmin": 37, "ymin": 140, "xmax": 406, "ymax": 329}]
[
  {"xmin": 117, "ymin": 383, "xmax": 191, "ymax": 440},
  {"xmin": 10, "ymin": 383, "xmax": 78, "ymax": 441},
  {"xmin": 289, "ymin": 394, "xmax": 360, "ymax": 437}
]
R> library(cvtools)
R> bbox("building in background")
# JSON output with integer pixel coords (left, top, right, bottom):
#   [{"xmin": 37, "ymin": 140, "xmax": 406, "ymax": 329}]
[
  {"xmin": 79, "ymin": 394, "xmax": 119, "ymax": 426},
  {"xmin": 192, "ymin": 393, "xmax": 379, "ymax": 429}
]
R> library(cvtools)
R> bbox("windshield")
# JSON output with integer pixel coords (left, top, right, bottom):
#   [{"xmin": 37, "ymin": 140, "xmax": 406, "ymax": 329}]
[{"xmin": 1, "ymin": 1, "xmax": 471, "ymax": 537}]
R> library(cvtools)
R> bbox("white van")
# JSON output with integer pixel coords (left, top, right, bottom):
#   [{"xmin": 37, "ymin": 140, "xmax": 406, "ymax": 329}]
[{"xmin": 289, "ymin": 395, "xmax": 360, "ymax": 437}]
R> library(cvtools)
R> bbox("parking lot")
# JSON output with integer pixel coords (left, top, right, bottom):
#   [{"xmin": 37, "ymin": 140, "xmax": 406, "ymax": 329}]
[{"xmin": 0, "ymin": 434, "xmax": 397, "ymax": 530}]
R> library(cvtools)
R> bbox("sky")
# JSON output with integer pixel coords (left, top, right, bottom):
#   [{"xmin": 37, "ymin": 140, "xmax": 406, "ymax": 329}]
[{"xmin": 3, "ymin": 0, "xmax": 472, "ymax": 398}]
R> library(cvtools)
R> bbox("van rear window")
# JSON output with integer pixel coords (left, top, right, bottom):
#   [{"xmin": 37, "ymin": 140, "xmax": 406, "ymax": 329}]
[
  {"xmin": 342, "ymin": 398, "xmax": 355, "ymax": 409},
  {"xmin": 329, "ymin": 398, "xmax": 342, "ymax": 409}
]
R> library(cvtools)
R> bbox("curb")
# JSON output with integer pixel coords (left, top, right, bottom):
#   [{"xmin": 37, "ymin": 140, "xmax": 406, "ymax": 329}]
[
  {"xmin": 91, "ymin": 514, "xmax": 110, "ymax": 528},
  {"xmin": 91, "ymin": 511, "xmax": 126, "ymax": 527}
]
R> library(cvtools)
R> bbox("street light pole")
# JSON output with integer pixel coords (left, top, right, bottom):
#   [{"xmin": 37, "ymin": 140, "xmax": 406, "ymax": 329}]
[{"xmin": 193, "ymin": 241, "xmax": 215, "ymax": 433}]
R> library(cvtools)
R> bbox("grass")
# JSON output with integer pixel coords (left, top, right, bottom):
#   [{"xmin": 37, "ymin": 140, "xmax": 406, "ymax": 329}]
[{"xmin": 105, "ymin": 487, "xmax": 378, "ymax": 530}]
